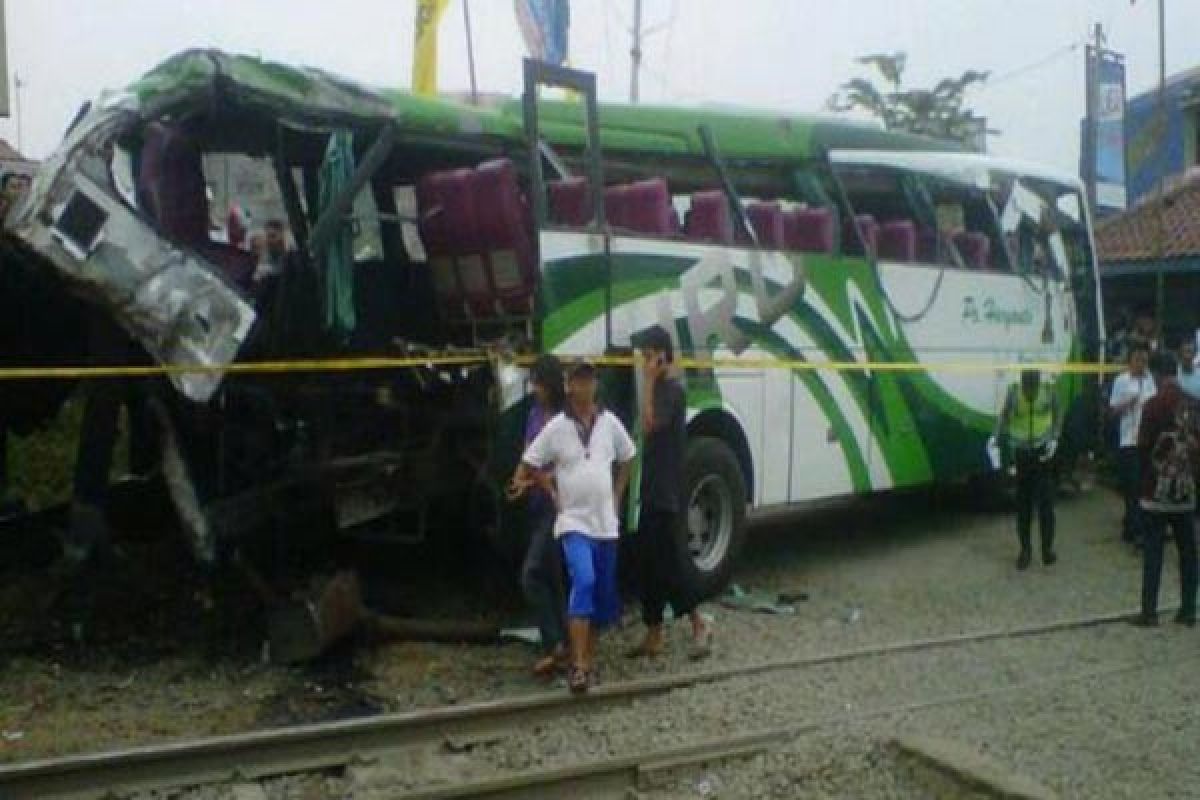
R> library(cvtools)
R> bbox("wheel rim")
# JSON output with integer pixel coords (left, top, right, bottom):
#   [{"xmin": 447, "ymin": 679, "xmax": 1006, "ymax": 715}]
[{"xmin": 687, "ymin": 474, "xmax": 733, "ymax": 572}]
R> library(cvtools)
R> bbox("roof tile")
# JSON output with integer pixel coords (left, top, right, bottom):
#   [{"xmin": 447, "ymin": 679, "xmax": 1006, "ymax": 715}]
[{"xmin": 1097, "ymin": 173, "xmax": 1200, "ymax": 265}]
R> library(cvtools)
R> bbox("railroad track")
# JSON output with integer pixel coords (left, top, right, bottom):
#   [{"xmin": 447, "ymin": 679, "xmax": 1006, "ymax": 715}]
[{"xmin": 0, "ymin": 607, "xmax": 1163, "ymax": 799}]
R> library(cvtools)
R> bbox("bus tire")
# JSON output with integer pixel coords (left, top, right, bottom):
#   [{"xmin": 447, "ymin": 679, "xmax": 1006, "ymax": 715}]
[{"xmin": 679, "ymin": 436, "xmax": 747, "ymax": 600}]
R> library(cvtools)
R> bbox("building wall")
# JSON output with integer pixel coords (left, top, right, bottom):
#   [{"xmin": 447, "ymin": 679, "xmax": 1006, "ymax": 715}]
[{"xmin": 1124, "ymin": 71, "xmax": 1200, "ymax": 206}]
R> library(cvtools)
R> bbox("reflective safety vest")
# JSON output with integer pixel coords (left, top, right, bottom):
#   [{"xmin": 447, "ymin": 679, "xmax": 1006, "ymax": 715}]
[{"xmin": 1009, "ymin": 383, "xmax": 1054, "ymax": 447}]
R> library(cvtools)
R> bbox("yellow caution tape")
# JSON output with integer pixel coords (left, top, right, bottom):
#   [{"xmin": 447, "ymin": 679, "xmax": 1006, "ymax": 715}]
[
  {"xmin": 555, "ymin": 355, "xmax": 1119, "ymax": 375},
  {"xmin": 0, "ymin": 355, "xmax": 491, "ymax": 381},
  {"xmin": 0, "ymin": 353, "xmax": 1119, "ymax": 380}
]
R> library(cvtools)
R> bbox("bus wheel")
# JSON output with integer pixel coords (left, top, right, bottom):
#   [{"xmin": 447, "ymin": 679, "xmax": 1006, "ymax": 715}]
[{"xmin": 680, "ymin": 437, "xmax": 747, "ymax": 599}]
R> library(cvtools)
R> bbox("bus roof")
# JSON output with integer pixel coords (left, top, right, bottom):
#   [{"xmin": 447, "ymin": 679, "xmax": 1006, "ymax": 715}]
[
  {"xmin": 830, "ymin": 149, "xmax": 1086, "ymax": 193},
  {"xmin": 128, "ymin": 49, "xmax": 961, "ymax": 161}
]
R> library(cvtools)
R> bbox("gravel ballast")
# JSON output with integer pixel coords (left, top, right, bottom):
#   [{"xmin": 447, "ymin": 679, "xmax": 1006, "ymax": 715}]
[{"xmin": 10, "ymin": 488, "xmax": 1200, "ymax": 798}]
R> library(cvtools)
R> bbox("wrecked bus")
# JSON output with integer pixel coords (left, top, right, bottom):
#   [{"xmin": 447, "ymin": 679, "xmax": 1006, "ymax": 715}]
[{"xmin": 2, "ymin": 51, "xmax": 1104, "ymax": 606}]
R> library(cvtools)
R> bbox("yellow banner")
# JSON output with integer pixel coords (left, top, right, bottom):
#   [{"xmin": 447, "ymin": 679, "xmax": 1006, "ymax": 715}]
[{"xmin": 412, "ymin": 0, "xmax": 452, "ymax": 96}]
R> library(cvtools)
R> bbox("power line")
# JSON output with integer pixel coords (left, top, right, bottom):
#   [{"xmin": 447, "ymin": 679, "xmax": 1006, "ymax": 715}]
[{"xmin": 979, "ymin": 40, "xmax": 1085, "ymax": 91}]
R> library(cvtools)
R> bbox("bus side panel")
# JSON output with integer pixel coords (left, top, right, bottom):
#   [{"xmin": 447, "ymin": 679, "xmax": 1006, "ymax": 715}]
[
  {"xmin": 541, "ymin": 232, "xmax": 871, "ymax": 509},
  {"xmin": 760, "ymin": 368, "xmax": 793, "ymax": 504},
  {"xmin": 874, "ymin": 260, "xmax": 1073, "ymax": 486},
  {"xmin": 714, "ymin": 370, "xmax": 766, "ymax": 505}
]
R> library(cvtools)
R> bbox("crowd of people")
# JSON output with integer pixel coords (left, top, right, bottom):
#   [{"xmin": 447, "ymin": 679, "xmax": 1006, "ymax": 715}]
[
  {"xmin": 993, "ymin": 318, "xmax": 1200, "ymax": 629},
  {"xmin": 508, "ymin": 326, "xmax": 711, "ymax": 694},
  {"xmin": 513, "ymin": 315, "xmax": 1200, "ymax": 694},
  {"xmin": 1109, "ymin": 336, "xmax": 1200, "ymax": 627}
]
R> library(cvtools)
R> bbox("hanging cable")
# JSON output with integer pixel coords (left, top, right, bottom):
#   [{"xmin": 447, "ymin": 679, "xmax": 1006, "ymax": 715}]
[{"xmin": 978, "ymin": 40, "xmax": 1086, "ymax": 92}]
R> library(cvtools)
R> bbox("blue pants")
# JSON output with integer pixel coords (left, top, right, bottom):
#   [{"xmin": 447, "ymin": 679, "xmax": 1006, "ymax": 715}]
[{"xmin": 561, "ymin": 533, "xmax": 621, "ymax": 628}]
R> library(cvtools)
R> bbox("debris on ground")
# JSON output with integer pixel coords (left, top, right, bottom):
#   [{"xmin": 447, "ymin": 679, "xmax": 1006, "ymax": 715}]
[
  {"xmin": 498, "ymin": 627, "xmax": 542, "ymax": 645},
  {"xmin": 717, "ymin": 584, "xmax": 798, "ymax": 615}
]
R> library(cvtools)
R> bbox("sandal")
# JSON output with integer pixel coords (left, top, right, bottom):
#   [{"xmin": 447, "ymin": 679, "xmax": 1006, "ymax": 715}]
[
  {"xmin": 531, "ymin": 647, "xmax": 568, "ymax": 678},
  {"xmin": 688, "ymin": 623, "xmax": 714, "ymax": 661},
  {"xmin": 567, "ymin": 664, "xmax": 589, "ymax": 695},
  {"xmin": 624, "ymin": 640, "xmax": 664, "ymax": 659}
]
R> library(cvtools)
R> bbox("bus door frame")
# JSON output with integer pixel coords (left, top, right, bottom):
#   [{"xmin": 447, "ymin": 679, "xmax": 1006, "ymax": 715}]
[{"xmin": 521, "ymin": 60, "xmax": 613, "ymax": 348}]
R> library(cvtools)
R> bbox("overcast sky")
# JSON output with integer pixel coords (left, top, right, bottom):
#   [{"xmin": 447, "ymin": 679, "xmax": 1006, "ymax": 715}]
[{"xmin": 1, "ymin": 0, "xmax": 1196, "ymax": 176}]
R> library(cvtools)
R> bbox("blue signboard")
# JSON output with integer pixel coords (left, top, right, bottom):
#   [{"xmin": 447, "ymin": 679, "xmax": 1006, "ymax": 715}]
[{"xmin": 1094, "ymin": 54, "xmax": 1127, "ymax": 210}]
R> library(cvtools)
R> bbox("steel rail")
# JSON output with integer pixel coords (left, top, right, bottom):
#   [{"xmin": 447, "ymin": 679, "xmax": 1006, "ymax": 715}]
[
  {"xmin": 396, "ymin": 649, "xmax": 1193, "ymax": 799},
  {"xmin": 0, "ymin": 607, "xmax": 1155, "ymax": 799}
]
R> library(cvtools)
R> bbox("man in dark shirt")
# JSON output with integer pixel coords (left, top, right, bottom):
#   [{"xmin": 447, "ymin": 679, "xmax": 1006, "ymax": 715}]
[
  {"xmin": 627, "ymin": 326, "xmax": 712, "ymax": 660},
  {"xmin": 1131, "ymin": 351, "xmax": 1199, "ymax": 627}
]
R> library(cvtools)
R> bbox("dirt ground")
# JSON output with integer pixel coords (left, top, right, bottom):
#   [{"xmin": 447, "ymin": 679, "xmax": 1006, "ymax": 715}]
[{"xmin": 0, "ymin": 485, "xmax": 1174, "ymax": 771}]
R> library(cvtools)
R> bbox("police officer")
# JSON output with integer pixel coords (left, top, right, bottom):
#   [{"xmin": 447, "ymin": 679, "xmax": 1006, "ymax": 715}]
[{"xmin": 991, "ymin": 369, "xmax": 1063, "ymax": 570}]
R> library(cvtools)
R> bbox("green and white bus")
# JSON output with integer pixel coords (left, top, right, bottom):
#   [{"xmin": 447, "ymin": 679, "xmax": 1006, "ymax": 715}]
[{"xmin": 3, "ymin": 52, "xmax": 1102, "ymax": 597}]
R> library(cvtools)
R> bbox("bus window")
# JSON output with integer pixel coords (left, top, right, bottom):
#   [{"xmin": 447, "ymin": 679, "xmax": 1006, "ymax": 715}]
[
  {"xmin": 833, "ymin": 159, "xmax": 1021, "ymax": 271},
  {"xmin": 995, "ymin": 176, "xmax": 1085, "ymax": 282},
  {"xmin": 930, "ymin": 182, "xmax": 1008, "ymax": 271},
  {"xmin": 835, "ymin": 163, "xmax": 942, "ymax": 264}
]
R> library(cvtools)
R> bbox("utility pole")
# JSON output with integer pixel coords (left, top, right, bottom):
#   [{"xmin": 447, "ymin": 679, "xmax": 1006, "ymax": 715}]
[
  {"xmin": 462, "ymin": 0, "xmax": 479, "ymax": 104},
  {"xmin": 629, "ymin": 0, "xmax": 643, "ymax": 104},
  {"xmin": 13, "ymin": 71, "xmax": 22, "ymax": 154},
  {"xmin": 1154, "ymin": 0, "xmax": 1166, "ymax": 337},
  {"xmin": 1084, "ymin": 24, "xmax": 1102, "ymax": 215}
]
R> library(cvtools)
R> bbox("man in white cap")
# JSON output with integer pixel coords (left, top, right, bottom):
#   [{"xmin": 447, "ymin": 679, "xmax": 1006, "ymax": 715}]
[{"xmin": 512, "ymin": 359, "xmax": 636, "ymax": 694}]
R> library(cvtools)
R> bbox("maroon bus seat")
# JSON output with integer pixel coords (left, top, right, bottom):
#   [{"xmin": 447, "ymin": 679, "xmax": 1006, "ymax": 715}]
[
  {"xmin": 844, "ymin": 214, "xmax": 883, "ymax": 257},
  {"xmin": 743, "ymin": 201, "xmax": 785, "ymax": 249},
  {"xmin": 783, "ymin": 208, "xmax": 835, "ymax": 254},
  {"xmin": 418, "ymin": 159, "xmax": 540, "ymax": 318},
  {"xmin": 685, "ymin": 190, "xmax": 734, "ymax": 245},
  {"xmin": 917, "ymin": 227, "xmax": 941, "ymax": 264},
  {"xmin": 844, "ymin": 214, "xmax": 879, "ymax": 257},
  {"xmin": 603, "ymin": 184, "xmax": 630, "ymax": 231},
  {"xmin": 474, "ymin": 158, "xmax": 537, "ymax": 313},
  {"xmin": 878, "ymin": 219, "xmax": 917, "ymax": 262},
  {"xmin": 547, "ymin": 177, "xmax": 592, "ymax": 227},
  {"xmin": 416, "ymin": 168, "xmax": 474, "ymax": 315},
  {"xmin": 137, "ymin": 122, "xmax": 255, "ymax": 287},
  {"xmin": 619, "ymin": 178, "xmax": 674, "ymax": 236},
  {"xmin": 138, "ymin": 122, "xmax": 210, "ymax": 245},
  {"xmin": 954, "ymin": 231, "xmax": 991, "ymax": 270}
]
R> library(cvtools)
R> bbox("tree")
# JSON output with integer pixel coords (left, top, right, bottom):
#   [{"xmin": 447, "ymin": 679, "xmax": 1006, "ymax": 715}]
[{"xmin": 828, "ymin": 52, "xmax": 993, "ymax": 148}]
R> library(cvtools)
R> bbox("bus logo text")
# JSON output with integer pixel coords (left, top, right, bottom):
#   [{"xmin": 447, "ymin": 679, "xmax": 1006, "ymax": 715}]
[{"xmin": 962, "ymin": 296, "xmax": 1034, "ymax": 330}]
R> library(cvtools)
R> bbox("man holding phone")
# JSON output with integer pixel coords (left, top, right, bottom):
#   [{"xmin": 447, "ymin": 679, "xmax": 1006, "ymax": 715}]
[{"xmin": 627, "ymin": 326, "xmax": 712, "ymax": 660}]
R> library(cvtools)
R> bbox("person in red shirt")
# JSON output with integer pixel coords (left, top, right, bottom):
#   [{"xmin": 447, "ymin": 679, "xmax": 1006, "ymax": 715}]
[{"xmin": 1131, "ymin": 351, "xmax": 1200, "ymax": 627}]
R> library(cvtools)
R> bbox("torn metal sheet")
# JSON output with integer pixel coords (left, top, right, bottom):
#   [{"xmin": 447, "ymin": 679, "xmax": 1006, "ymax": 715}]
[{"xmin": 6, "ymin": 100, "xmax": 255, "ymax": 403}]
